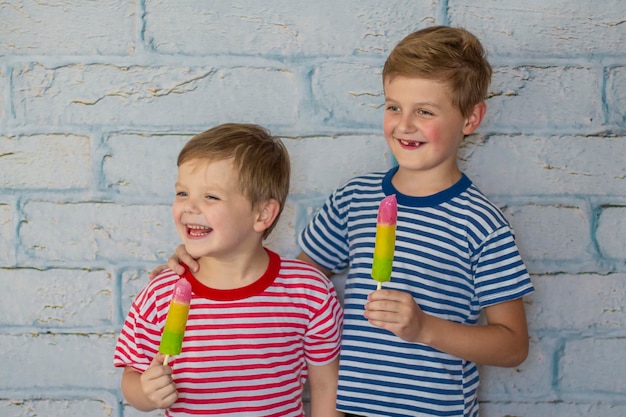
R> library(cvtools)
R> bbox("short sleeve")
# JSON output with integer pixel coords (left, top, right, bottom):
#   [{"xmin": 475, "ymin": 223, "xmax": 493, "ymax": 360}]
[
  {"xmin": 473, "ymin": 226, "xmax": 534, "ymax": 307},
  {"xmin": 298, "ymin": 189, "xmax": 351, "ymax": 274},
  {"xmin": 303, "ymin": 282, "xmax": 344, "ymax": 366},
  {"xmin": 113, "ymin": 287, "xmax": 162, "ymax": 372}
]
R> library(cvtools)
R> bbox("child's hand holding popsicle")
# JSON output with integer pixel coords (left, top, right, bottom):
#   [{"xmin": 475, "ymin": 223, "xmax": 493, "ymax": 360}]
[
  {"xmin": 139, "ymin": 353, "xmax": 178, "ymax": 409},
  {"xmin": 365, "ymin": 288, "xmax": 429, "ymax": 343},
  {"xmin": 135, "ymin": 277, "xmax": 191, "ymax": 409}
]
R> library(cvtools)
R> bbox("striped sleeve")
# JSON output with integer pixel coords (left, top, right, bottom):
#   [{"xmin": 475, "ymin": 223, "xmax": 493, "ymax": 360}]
[
  {"xmin": 277, "ymin": 259, "xmax": 343, "ymax": 366},
  {"xmin": 473, "ymin": 226, "xmax": 534, "ymax": 307},
  {"xmin": 114, "ymin": 273, "xmax": 175, "ymax": 371},
  {"xmin": 298, "ymin": 187, "xmax": 351, "ymax": 274},
  {"xmin": 303, "ymin": 281, "xmax": 343, "ymax": 365}
]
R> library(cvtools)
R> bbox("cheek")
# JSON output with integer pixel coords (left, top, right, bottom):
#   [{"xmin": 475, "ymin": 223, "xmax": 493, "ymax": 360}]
[
  {"xmin": 382, "ymin": 117, "xmax": 395, "ymax": 138},
  {"xmin": 420, "ymin": 122, "xmax": 447, "ymax": 142},
  {"xmin": 172, "ymin": 204, "xmax": 183, "ymax": 222},
  {"xmin": 423, "ymin": 125, "xmax": 440, "ymax": 140}
]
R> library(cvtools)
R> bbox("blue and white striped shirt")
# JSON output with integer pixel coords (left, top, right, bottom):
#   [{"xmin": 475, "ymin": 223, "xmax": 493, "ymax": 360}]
[{"xmin": 298, "ymin": 168, "xmax": 534, "ymax": 417}]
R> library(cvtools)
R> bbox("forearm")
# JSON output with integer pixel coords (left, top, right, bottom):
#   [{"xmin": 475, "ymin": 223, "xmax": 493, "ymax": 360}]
[
  {"xmin": 419, "ymin": 299, "xmax": 529, "ymax": 367},
  {"xmin": 121, "ymin": 367, "xmax": 157, "ymax": 411},
  {"xmin": 420, "ymin": 316, "xmax": 526, "ymax": 366}
]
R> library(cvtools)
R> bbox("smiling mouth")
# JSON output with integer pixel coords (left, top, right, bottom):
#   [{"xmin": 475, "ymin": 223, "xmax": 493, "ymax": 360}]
[
  {"xmin": 397, "ymin": 138, "xmax": 424, "ymax": 148},
  {"xmin": 186, "ymin": 224, "xmax": 212, "ymax": 237}
]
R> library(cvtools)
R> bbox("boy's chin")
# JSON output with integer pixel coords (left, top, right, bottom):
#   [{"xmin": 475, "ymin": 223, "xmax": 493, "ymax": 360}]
[{"xmin": 183, "ymin": 243, "xmax": 210, "ymax": 260}]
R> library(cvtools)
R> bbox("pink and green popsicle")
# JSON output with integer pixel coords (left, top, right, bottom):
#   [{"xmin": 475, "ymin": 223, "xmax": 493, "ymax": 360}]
[
  {"xmin": 371, "ymin": 194, "xmax": 397, "ymax": 290},
  {"xmin": 159, "ymin": 278, "xmax": 192, "ymax": 366}
]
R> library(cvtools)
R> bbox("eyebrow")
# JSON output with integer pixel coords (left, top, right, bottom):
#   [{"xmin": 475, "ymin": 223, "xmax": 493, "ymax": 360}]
[{"xmin": 384, "ymin": 97, "xmax": 443, "ymax": 109}]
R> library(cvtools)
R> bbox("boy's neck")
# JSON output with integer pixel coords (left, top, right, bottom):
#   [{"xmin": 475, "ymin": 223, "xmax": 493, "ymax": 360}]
[
  {"xmin": 392, "ymin": 166, "xmax": 462, "ymax": 197},
  {"xmin": 192, "ymin": 246, "xmax": 270, "ymax": 290}
]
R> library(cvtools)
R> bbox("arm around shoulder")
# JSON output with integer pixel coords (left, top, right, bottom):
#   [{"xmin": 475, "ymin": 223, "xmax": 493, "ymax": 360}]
[{"xmin": 297, "ymin": 251, "xmax": 334, "ymax": 278}]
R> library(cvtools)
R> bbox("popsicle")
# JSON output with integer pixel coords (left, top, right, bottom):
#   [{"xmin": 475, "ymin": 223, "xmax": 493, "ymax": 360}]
[
  {"xmin": 159, "ymin": 278, "xmax": 192, "ymax": 366},
  {"xmin": 371, "ymin": 194, "xmax": 397, "ymax": 290}
]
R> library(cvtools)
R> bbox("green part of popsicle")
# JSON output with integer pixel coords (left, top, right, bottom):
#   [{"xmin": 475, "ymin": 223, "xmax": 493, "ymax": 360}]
[
  {"xmin": 159, "ymin": 328, "xmax": 185, "ymax": 355},
  {"xmin": 372, "ymin": 258, "xmax": 393, "ymax": 283}
]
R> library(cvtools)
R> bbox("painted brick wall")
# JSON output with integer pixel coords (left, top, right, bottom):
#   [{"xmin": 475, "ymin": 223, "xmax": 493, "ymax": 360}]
[{"xmin": 1, "ymin": 1, "xmax": 625, "ymax": 416}]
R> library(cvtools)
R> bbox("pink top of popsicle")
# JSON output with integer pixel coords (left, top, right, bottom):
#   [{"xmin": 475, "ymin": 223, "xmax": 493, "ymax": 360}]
[
  {"xmin": 377, "ymin": 194, "xmax": 397, "ymax": 225},
  {"xmin": 172, "ymin": 278, "xmax": 192, "ymax": 303}
]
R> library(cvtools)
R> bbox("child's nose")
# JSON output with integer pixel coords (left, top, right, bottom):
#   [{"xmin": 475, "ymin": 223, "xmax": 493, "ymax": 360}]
[
  {"xmin": 399, "ymin": 113, "xmax": 417, "ymax": 133},
  {"xmin": 183, "ymin": 198, "xmax": 200, "ymax": 214}
]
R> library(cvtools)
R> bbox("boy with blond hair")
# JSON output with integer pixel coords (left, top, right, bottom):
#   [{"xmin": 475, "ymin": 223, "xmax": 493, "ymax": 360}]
[{"xmin": 115, "ymin": 123, "xmax": 344, "ymax": 417}]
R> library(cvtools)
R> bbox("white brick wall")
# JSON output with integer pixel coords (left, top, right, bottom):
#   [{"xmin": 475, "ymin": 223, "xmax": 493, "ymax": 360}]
[
  {"xmin": 1, "ymin": 1, "xmax": 624, "ymax": 416},
  {"xmin": 1, "ymin": 134, "xmax": 92, "ymax": 189}
]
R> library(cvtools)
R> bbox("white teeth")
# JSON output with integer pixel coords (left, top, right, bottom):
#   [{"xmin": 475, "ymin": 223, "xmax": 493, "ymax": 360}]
[
  {"xmin": 187, "ymin": 224, "xmax": 211, "ymax": 237},
  {"xmin": 187, "ymin": 224, "xmax": 210, "ymax": 230}
]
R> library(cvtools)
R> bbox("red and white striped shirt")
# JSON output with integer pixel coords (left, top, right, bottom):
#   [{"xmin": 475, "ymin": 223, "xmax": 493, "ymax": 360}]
[{"xmin": 114, "ymin": 249, "xmax": 343, "ymax": 416}]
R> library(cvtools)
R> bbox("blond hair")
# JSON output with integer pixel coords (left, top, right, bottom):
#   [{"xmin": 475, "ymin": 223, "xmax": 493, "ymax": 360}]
[
  {"xmin": 383, "ymin": 26, "xmax": 492, "ymax": 117},
  {"xmin": 178, "ymin": 123, "xmax": 290, "ymax": 237}
]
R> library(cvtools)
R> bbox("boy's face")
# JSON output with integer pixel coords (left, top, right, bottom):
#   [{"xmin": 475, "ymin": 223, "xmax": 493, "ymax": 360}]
[
  {"xmin": 383, "ymin": 76, "xmax": 483, "ymax": 183},
  {"xmin": 173, "ymin": 158, "xmax": 263, "ymax": 260}
]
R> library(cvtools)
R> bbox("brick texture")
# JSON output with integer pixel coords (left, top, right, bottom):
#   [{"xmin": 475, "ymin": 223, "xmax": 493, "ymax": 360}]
[{"xmin": 1, "ymin": 1, "xmax": 625, "ymax": 416}]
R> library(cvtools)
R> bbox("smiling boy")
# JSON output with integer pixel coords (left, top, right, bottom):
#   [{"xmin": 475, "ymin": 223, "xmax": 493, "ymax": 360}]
[
  {"xmin": 296, "ymin": 26, "xmax": 534, "ymax": 417},
  {"xmin": 115, "ymin": 123, "xmax": 344, "ymax": 417}
]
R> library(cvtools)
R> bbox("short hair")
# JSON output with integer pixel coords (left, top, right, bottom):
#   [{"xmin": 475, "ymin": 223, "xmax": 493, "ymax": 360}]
[
  {"xmin": 178, "ymin": 123, "xmax": 290, "ymax": 238},
  {"xmin": 382, "ymin": 26, "xmax": 492, "ymax": 117}
]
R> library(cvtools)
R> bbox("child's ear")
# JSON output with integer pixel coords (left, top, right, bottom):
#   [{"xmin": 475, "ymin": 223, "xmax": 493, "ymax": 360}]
[
  {"xmin": 462, "ymin": 101, "xmax": 487, "ymax": 135},
  {"xmin": 254, "ymin": 199, "xmax": 280, "ymax": 233}
]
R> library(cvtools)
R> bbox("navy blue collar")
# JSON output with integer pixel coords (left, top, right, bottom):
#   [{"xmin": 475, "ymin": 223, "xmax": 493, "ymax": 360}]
[{"xmin": 381, "ymin": 166, "xmax": 471, "ymax": 207}]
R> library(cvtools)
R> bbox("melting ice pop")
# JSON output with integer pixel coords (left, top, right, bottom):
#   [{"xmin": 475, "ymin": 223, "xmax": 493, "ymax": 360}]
[
  {"xmin": 159, "ymin": 278, "xmax": 192, "ymax": 366},
  {"xmin": 372, "ymin": 194, "xmax": 397, "ymax": 290}
]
